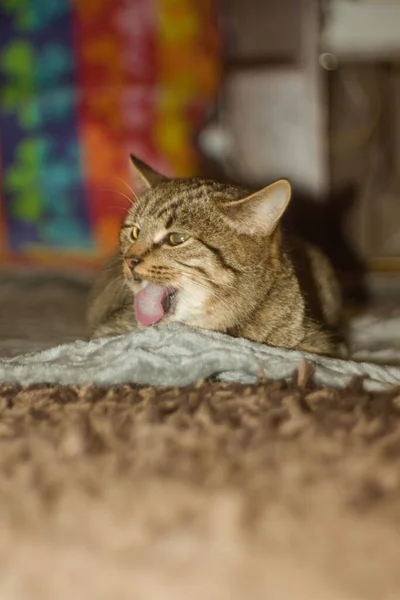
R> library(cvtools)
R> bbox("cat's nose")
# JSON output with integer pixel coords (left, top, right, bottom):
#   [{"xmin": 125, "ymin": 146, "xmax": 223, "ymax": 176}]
[{"xmin": 125, "ymin": 256, "xmax": 142, "ymax": 270}]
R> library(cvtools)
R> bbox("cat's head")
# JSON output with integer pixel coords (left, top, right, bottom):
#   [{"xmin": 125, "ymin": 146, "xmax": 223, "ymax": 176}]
[{"xmin": 120, "ymin": 155, "xmax": 291, "ymax": 330}]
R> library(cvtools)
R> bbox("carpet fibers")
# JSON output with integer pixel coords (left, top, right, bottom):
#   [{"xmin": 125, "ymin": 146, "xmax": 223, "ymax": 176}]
[
  {"xmin": 1, "ymin": 373, "xmax": 400, "ymax": 599},
  {"xmin": 1, "ymin": 273, "xmax": 400, "ymax": 599}
]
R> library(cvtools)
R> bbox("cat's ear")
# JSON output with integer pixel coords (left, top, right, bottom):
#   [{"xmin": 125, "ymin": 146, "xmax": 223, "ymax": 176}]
[
  {"xmin": 223, "ymin": 180, "xmax": 291, "ymax": 236},
  {"xmin": 130, "ymin": 154, "xmax": 168, "ymax": 195}
]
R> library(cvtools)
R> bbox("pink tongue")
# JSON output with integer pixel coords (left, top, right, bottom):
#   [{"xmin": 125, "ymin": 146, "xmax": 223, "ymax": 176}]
[{"xmin": 134, "ymin": 283, "xmax": 170, "ymax": 326}]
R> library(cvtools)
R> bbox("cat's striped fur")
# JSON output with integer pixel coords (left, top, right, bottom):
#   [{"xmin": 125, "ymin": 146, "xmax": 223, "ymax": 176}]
[{"xmin": 87, "ymin": 155, "xmax": 344, "ymax": 355}]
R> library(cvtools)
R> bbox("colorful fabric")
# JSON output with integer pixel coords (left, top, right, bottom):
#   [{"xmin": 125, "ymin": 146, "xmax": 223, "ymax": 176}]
[{"xmin": 0, "ymin": 0, "xmax": 220, "ymax": 267}]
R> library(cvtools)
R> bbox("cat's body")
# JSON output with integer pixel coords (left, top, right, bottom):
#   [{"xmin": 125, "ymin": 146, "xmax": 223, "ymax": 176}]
[{"xmin": 87, "ymin": 156, "xmax": 345, "ymax": 356}]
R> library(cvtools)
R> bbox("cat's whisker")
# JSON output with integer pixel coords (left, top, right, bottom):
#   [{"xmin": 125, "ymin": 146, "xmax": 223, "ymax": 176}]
[
  {"xmin": 102, "ymin": 265, "xmax": 122, "ymax": 274},
  {"xmin": 116, "ymin": 177, "xmax": 138, "ymax": 203},
  {"xmin": 117, "ymin": 279, "xmax": 130, "ymax": 302},
  {"xmin": 101, "ymin": 259, "xmax": 124, "ymax": 274},
  {"xmin": 178, "ymin": 278, "xmax": 234, "ymax": 319},
  {"xmin": 179, "ymin": 273, "xmax": 226, "ymax": 305},
  {"xmin": 178, "ymin": 272, "xmax": 218, "ymax": 296},
  {"xmin": 173, "ymin": 266, "xmax": 228, "ymax": 302},
  {"xmin": 100, "ymin": 188, "xmax": 135, "ymax": 206},
  {"xmin": 109, "ymin": 205, "xmax": 130, "ymax": 214},
  {"xmin": 196, "ymin": 274, "xmax": 229, "ymax": 292},
  {"xmin": 105, "ymin": 273, "xmax": 127, "ymax": 303},
  {"xmin": 174, "ymin": 263, "xmax": 230, "ymax": 290},
  {"xmin": 97, "ymin": 275, "xmax": 125, "ymax": 302}
]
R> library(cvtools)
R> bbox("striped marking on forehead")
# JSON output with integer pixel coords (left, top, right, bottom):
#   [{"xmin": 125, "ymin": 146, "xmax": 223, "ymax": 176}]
[
  {"xmin": 134, "ymin": 179, "xmax": 230, "ymax": 224},
  {"xmin": 152, "ymin": 181, "xmax": 209, "ymax": 218}
]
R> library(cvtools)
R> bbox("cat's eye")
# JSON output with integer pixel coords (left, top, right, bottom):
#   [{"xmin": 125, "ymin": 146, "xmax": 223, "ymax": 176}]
[
  {"xmin": 168, "ymin": 232, "xmax": 190, "ymax": 246},
  {"xmin": 130, "ymin": 226, "xmax": 140, "ymax": 241}
]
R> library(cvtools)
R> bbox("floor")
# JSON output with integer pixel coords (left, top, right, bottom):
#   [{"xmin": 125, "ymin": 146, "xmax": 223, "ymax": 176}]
[
  {"xmin": 0, "ymin": 269, "xmax": 400, "ymax": 598},
  {"xmin": 0, "ymin": 270, "xmax": 90, "ymax": 357}
]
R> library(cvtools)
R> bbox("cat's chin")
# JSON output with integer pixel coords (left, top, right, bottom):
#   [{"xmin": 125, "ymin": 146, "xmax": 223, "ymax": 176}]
[{"xmin": 128, "ymin": 279, "xmax": 144, "ymax": 295}]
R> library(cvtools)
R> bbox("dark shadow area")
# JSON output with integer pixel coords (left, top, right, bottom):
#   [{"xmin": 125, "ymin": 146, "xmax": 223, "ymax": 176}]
[{"xmin": 282, "ymin": 185, "xmax": 369, "ymax": 308}]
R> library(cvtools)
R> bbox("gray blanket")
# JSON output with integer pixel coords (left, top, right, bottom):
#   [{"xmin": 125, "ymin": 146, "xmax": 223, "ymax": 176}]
[{"xmin": 1, "ymin": 322, "xmax": 400, "ymax": 391}]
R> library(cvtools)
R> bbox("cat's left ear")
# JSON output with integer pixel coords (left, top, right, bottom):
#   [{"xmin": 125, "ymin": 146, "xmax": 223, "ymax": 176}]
[
  {"xmin": 223, "ymin": 180, "xmax": 291, "ymax": 236},
  {"xmin": 130, "ymin": 154, "xmax": 169, "ymax": 195}
]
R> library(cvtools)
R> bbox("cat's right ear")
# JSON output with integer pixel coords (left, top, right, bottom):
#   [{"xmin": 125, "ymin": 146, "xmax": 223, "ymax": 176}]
[
  {"xmin": 222, "ymin": 179, "xmax": 291, "ymax": 236},
  {"xmin": 130, "ymin": 154, "xmax": 168, "ymax": 195}
]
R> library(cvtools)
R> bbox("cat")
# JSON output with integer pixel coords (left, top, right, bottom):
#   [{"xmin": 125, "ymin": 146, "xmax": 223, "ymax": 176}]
[{"xmin": 87, "ymin": 154, "xmax": 345, "ymax": 356}]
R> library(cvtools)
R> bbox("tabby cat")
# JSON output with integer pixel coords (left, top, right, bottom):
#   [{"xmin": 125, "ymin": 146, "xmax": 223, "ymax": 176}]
[{"xmin": 87, "ymin": 155, "xmax": 344, "ymax": 355}]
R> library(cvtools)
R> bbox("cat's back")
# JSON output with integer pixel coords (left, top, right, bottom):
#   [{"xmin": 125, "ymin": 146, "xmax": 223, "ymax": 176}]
[{"xmin": 286, "ymin": 233, "xmax": 344, "ymax": 340}]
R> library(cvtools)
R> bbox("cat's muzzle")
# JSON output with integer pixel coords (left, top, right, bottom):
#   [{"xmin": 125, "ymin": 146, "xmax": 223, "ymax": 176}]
[{"xmin": 125, "ymin": 256, "xmax": 142, "ymax": 282}]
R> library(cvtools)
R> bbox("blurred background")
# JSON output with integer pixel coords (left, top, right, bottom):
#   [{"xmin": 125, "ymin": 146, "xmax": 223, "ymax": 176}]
[{"xmin": 1, "ymin": 0, "xmax": 400, "ymax": 306}]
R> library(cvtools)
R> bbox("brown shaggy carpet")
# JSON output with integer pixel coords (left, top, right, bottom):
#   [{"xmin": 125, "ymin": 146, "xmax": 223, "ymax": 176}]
[{"xmin": 1, "ymin": 272, "xmax": 400, "ymax": 599}]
